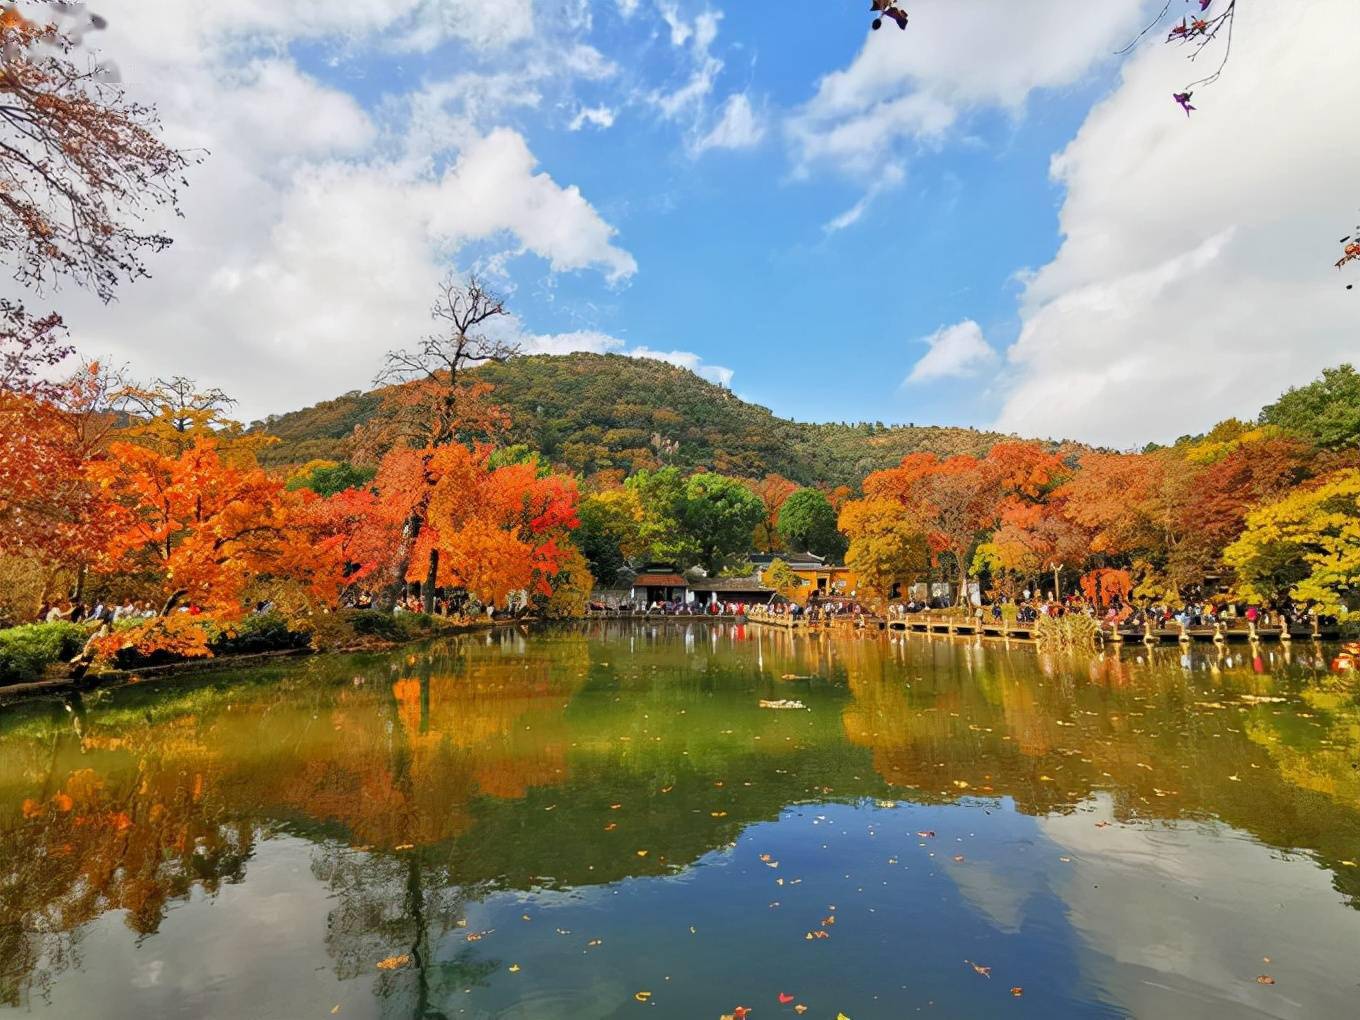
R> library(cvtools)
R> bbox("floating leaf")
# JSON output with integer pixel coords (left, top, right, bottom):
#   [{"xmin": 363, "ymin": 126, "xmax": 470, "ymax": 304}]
[
  {"xmin": 778, "ymin": 992, "xmax": 795, "ymax": 1004},
  {"xmin": 1257, "ymin": 975, "xmax": 1276, "ymax": 985},
  {"xmin": 966, "ymin": 960, "xmax": 991, "ymax": 978},
  {"xmin": 635, "ymin": 991, "xmax": 652, "ymax": 1002},
  {"xmin": 1010, "ymin": 987, "xmax": 1024, "ymax": 997},
  {"xmin": 508, "ymin": 964, "xmax": 521, "ymax": 973},
  {"xmin": 376, "ymin": 954, "xmax": 411, "ymax": 970}
]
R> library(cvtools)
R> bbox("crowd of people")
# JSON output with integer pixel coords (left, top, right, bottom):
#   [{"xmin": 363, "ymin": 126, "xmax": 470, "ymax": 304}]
[
  {"xmin": 887, "ymin": 591, "xmax": 1337, "ymax": 632},
  {"xmin": 41, "ymin": 599, "xmax": 163, "ymax": 626}
]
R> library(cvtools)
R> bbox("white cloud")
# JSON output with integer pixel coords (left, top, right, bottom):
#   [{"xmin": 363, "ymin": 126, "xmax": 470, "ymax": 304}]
[
  {"xmin": 630, "ymin": 346, "xmax": 733, "ymax": 386},
  {"xmin": 523, "ymin": 333, "xmax": 734, "ymax": 387},
  {"xmin": 906, "ymin": 320, "xmax": 999, "ymax": 383},
  {"xmin": 45, "ymin": 0, "xmax": 635, "ymax": 423},
  {"xmin": 787, "ymin": 0, "xmax": 1145, "ymax": 177},
  {"xmin": 648, "ymin": 5, "xmax": 724, "ymax": 122},
  {"xmin": 823, "ymin": 163, "xmax": 905, "ymax": 233},
  {"xmin": 569, "ymin": 105, "xmax": 617, "ymax": 131},
  {"xmin": 693, "ymin": 92, "xmax": 765, "ymax": 154},
  {"xmin": 995, "ymin": 0, "xmax": 1360, "ymax": 447}
]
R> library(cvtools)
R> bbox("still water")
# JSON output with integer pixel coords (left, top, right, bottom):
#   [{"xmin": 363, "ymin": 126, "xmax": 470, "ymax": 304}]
[{"xmin": 2, "ymin": 622, "xmax": 1359, "ymax": 1019}]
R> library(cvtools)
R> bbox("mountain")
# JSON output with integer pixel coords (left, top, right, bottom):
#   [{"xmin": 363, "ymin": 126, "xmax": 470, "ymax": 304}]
[{"xmin": 250, "ymin": 352, "xmax": 1047, "ymax": 487}]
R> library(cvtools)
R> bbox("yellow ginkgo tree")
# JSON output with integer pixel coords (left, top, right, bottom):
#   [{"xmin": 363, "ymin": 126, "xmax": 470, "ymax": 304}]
[{"xmin": 1224, "ymin": 469, "xmax": 1360, "ymax": 616}]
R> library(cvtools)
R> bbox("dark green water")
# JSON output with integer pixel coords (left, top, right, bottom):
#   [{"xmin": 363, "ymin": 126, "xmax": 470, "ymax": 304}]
[{"xmin": 2, "ymin": 622, "xmax": 1359, "ymax": 1018}]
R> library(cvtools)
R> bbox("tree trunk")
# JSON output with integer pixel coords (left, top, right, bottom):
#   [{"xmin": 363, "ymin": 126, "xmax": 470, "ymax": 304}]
[
  {"xmin": 160, "ymin": 588, "xmax": 188, "ymax": 616},
  {"xmin": 421, "ymin": 549, "xmax": 439, "ymax": 614},
  {"xmin": 1052, "ymin": 565, "xmax": 1061, "ymax": 601},
  {"xmin": 381, "ymin": 514, "xmax": 422, "ymax": 610}
]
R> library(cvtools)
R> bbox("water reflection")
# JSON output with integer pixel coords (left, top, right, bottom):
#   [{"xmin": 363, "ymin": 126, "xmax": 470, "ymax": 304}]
[{"xmin": 1, "ymin": 623, "xmax": 1358, "ymax": 1016}]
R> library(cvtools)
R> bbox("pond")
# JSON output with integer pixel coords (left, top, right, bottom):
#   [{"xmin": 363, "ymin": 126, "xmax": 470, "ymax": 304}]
[{"xmin": 2, "ymin": 622, "xmax": 1359, "ymax": 1019}]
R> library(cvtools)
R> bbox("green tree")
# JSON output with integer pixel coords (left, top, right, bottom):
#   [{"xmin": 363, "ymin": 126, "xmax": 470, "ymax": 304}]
[
  {"xmin": 1224, "ymin": 468, "xmax": 1360, "ymax": 615},
  {"xmin": 576, "ymin": 489, "xmax": 643, "ymax": 586},
  {"xmin": 285, "ymin": 461, "xmax": 376, "ymax": 497},
  {"xmin": 777, "ymin": 488, "xmax": 844, "ymax": 558},
  {"xmin": 626, "ymin": 467, "xmax": 699, "ymax": 566},
  {"xmin": 1259, "ymin": 364, "xmax": 1360, "ymax": 451},
  {"xmin": 680, "ymin": 472, "xmax": 766, "ymax": 575}
]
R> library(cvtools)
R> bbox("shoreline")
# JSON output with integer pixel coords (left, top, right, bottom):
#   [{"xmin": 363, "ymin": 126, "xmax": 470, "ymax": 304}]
[{"xmin": 0, "ymin": 617, "xmax": 515, "ymax": 707}]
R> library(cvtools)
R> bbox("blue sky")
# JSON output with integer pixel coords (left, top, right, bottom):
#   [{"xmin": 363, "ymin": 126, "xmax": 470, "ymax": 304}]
[{"xmin": 51, "ymin": 0, "xmax": 1359, "ymax": 448}]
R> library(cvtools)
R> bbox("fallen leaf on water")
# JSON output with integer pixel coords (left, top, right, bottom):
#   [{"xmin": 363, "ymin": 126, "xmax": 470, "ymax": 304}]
[
  {"xmin": 1059, "ymin": 856, "xmax": 1072, "ymax": 863},
  {"xmin": 952, "ymin": 780, "xmax": 970, "ymax": 789},
  {"xmin": 587, "ymin": 938, "xmax": 603, "ymax": 947},
  {"xmin": 794, "ymin": 1006, "xmax": 808, "ymax": 1015},
  {"xmin": 331, "ymin": 1007, "xmax": 341, "ymax": 1015},
  {"xmin": 917, "ymin": 830, "xmax": 935, "ymax": 838},
  {"xmin": 611, "ymin": 803, "xmax": 622, "ymax": 810},
  {"xmin": 394, "ymin": 844, "xmax": 414, "ymax": 851},
  {"xmin": 733, "ymin": 1007, "xmax": 751, "ymax": 1020},
  {"xmin": 778, "ymin": 992, "xmax": 795, "ymax": 1004},
  {"xmin": 952, "ymin": 855, "xmax": 965, "ymax": 863},
  {"xmin": 1228, "ymin": 775, "xmax": 1240, "ymax": 782},
  {"xmin": 1257, "ymin": 975, "xmax": 1275, "ymax": 985},
  {"xmin": 711, "ymin": 811, "xmax": 728, "ymax": 818},
  {"xmin": 1010, "ymin": 987, "xmax": 1023, "ymax": 997},
  {"xmin": 637, "ymin": 849, "xmax": 649, "ymax": 857},
  {"xmin": 635, "ymin": 991, "xmax": 652, "ymax": 1002},
  {"xmin": 821, "ymin": 915, "xmax": 836, "ymax": 926},
  {"xmin": 660, "ymin": 785, "xmax": 673, "ymax": 793},
  {"xmin": 508, "ymin": 964, "xmax": 521, "ymax": 973},
  {"xmin": 376, "ymin": 954, "xmax": 411, "ymax": 970},
  {"xmin": 1094, "ymin": 821, "xmax": 1111, "ymax": 828},
  {"xmin": 1038, "ymin": 775, "xmax": 1054, "ymax": 782},
  {"xmin": 605, "ymin": 822, "xmax": 617, "ymax": 831},
  {"xmin": 837, "ymin": 1013, "xmax": 852, "ymax": 1020},
  {"xmin": 1341, "ymin": 860, "xmax": 1357, "ymax": 867},
  {"xmin": 966, "ymin": 960, "xmax": 991, "ymax": 978}
]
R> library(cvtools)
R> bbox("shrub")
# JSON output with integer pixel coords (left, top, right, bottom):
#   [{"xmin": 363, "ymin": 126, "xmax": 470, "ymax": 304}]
[
  {"xmin": 0, "ymin": 622, "xmax": 90, "ymax": 685},
  {"xmin": 209, "ymin": 612, "xmax": 309, "ymax": 656},
  {"xmin": 345, "ymin": 608, "xmax": 405, "ymax": 641}
]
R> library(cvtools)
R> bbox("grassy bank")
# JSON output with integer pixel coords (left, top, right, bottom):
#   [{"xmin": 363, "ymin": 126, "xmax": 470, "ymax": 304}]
[{"xmin": 0, "ymin": 609, "xmax": 475, "ymax": 689}]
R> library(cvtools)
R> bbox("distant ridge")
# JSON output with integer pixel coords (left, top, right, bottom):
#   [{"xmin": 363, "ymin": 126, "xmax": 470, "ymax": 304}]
[{"xmin": 251, "ymin": 352, "xmax": 1073, "ymax": 487}]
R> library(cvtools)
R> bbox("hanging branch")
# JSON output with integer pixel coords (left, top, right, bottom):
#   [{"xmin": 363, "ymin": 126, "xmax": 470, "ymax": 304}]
[{"xmin": 0, "ymin": 3, "xmax": 198, "ymax": 301}]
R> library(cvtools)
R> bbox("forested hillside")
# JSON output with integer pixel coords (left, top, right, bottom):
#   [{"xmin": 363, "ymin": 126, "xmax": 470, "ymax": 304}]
[{"xmin": 252, "ymin": 353, "xmax": 1040, "ymax": 486}]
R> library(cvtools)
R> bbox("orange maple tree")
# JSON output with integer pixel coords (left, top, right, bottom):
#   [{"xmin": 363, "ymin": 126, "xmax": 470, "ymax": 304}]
[
  {"xmin": 407, "ymin": 445, "xmax": 581, "ymax": 607},
  {"xmin": 86, "ymin": 437, "xmax": 339, "ymax": 616}
]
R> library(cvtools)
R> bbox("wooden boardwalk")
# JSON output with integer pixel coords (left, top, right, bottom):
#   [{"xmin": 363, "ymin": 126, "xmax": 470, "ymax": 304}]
[
  {"xmin": 885, "ymin": 615, "xmax": 1337, "ymax": 643},
  {"xmin": 594, "ymin": 608, "xmax": 1341, "ymax": 644}
]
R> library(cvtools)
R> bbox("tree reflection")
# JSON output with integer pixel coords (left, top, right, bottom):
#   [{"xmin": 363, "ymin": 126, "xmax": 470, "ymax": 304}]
[{"xmin": 2, "ymin": 625, "xmax": 1360, "ymax": 1009}]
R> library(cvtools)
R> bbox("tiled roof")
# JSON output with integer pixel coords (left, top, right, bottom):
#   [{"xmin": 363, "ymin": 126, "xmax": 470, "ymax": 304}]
[
  {"xmin": 632, "ymin": 573, "xmax": 687, "ymax": 586},
  {"xmin": 689, "ymin": 577, "xmax": 774, "ymax": 592}
]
